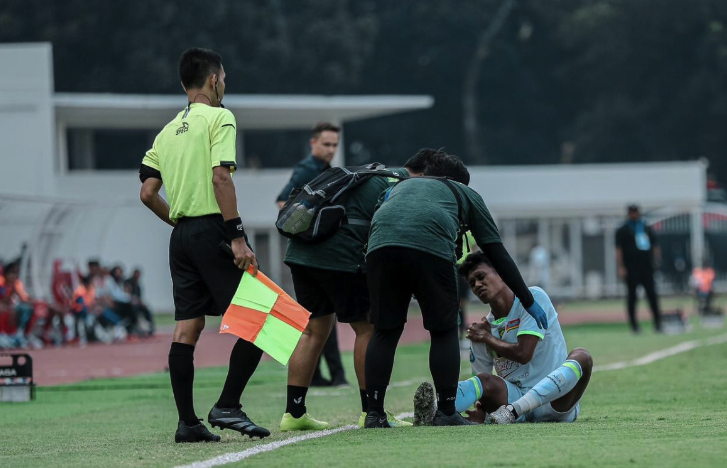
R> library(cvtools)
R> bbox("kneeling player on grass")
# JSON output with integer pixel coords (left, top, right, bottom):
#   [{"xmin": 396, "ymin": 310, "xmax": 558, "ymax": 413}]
[
  {"xmin": 413, "ymin": 251, "xmax": 592, "ymax": 425},
  {"xmin": 279, "ymin": 150, "xmax": 441, "ymax": 431}
]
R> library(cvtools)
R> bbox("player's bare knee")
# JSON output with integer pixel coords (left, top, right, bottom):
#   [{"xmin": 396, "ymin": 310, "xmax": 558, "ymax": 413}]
[
  {"xmin": 476, "ymin": 373, "xmax": 499, "ymax": 394},
  {"xmin": 568, "ymin": 347, "xmax": 593, "ymax": 371}
]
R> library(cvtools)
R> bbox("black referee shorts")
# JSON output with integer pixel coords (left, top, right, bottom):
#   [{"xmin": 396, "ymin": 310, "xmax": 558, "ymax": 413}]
[
  {"xmin": 288, "ymin": 264, "xmax": 369, "ymax": 324},
  {"xmin": 169, "ymin": 214, "xmax": 249, "ymax": 321},
  {"xmin": 366, "ymin": 246, "xmax": 460, "ymax": 331}
]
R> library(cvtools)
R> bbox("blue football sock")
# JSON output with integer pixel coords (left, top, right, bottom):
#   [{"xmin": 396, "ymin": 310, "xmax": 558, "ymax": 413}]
[
  {"xmin": 455, "ymin": 376, "xmax": 483, "ymax": 413},
  {"xmin": 512, "ymin": 360, "xmax": 582, "ymax": 416}
]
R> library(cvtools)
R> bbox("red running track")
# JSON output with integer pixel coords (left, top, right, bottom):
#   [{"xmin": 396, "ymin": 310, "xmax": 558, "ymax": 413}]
[{"xmin": 19, "ymin": 308, "xmax": 649, "ymax": 386}]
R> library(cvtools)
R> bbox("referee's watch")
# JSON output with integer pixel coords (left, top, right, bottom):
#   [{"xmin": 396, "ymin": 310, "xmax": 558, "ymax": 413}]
[{"xmin": 225, "ymin": 217, "xmax": 247, "ymax": 240}]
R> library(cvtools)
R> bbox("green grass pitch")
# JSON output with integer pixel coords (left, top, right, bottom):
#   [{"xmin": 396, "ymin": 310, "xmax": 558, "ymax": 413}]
[{"xmin": 2, "ymin": 322, "xmax": 726, "ymax": 468}]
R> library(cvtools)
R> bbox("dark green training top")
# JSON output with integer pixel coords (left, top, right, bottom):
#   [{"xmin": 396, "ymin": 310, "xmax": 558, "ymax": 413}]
[
  {"xmin": 367, "ymin": 177, "xmax": 502, "ymax": 262},
  {"xmin": 284, "ymin": 168, "xmax": 410, "ymax": 273}
]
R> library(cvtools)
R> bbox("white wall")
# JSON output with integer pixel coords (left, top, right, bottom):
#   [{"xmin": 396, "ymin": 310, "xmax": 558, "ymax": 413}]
[{"xmin": 0, "ymin": 44, "xmax": 56, "ymax": 196}]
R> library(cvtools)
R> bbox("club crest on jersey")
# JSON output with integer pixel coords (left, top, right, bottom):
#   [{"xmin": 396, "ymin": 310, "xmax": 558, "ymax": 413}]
[{"xmin": 505, "ymin": 319, "xmax": 520, "ymax": 333}]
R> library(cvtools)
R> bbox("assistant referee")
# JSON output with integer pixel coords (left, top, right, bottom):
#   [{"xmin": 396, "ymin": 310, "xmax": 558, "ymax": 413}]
[{"xmin": 139, "ymin": 48, "xmax": 269, "ymax": 443}]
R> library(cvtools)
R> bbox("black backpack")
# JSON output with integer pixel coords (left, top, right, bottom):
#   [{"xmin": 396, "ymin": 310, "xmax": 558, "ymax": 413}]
[{"xmin": 276, "ymin": 162, "xmax": 405, "ymax": 244}]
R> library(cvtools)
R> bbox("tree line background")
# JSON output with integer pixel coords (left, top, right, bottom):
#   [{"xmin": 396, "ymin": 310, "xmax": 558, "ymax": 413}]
[{"xmin": 2, "ymin": 0, "xmax": 726, "ymax": 184}]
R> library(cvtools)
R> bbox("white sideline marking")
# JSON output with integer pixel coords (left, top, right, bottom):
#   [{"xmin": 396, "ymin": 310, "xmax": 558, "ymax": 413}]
[
  {"xmin": 592, "ymin": 333, "xmax": 727, "ymax": 372},
  {"xmin": 175, "ymin": 333, "xmax": 727, "ymax": 468},
  {"xmin": 176, "ymin": 425, "xmax": 356, "ymax": 468}
]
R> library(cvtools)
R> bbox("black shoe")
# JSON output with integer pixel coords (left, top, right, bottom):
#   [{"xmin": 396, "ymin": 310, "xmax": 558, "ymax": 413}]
[
  {"xmin": 310, "ymin": 376, "xmax": 332, "ymax": 387},
  {"xmin": 432, "ymin": 410, "xmax": 477, "ymax": 426},
  {"xmin": 175, "ymin": 420, "xmax": 221, "ymax": 443},
  {"xmin": 363, "ymin": 410, "xmax": 391, "ymax": 429},
  {"xmin": 208, "ymin": 404, "xmax": 271, "ymax": 439}
]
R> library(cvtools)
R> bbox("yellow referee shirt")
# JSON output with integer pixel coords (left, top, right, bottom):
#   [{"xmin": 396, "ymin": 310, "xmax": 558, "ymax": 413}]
[{"xmin": 141, "ymin": 103, "xmax": 237, "ymax": 223}]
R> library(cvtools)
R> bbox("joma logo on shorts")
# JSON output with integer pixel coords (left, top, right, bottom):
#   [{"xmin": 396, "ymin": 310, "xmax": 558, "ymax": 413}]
[{"xmin": 176, "ymin": 122, "xmax": 189, "ymax": 135}]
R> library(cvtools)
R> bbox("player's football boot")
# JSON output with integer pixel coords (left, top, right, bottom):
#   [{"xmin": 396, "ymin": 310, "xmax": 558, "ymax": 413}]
[
  {"xmin": 280, "ymin": 413, "xmax": 329, "ymax": 431},
  {"xmin": 174, "ymin": 420, "xmax": 221, "ymax": 443},
  {"xmin": 208, "ymin": 405, "xmax": 271, "ymax": 439},
  {"xmin": 413, "ymin": 382, "xmax": 437, "ymax": 426},
  {"xmin": 489, "ymin": 404, "xmax": 517, "ymax": 424},
  {"xmin": 432, "ymin": 410, "xmax": 478, "ymax": 426},
  {"xmin": 357, "ymin": 410, "xmax": 413, "ymax": 428},
  {"xmin": 363, "ymin": 410, "xmax": 391, "ymax": 428}
]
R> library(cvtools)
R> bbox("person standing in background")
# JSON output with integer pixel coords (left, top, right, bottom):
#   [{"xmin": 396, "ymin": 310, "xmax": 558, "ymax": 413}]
[
  {"xmin": 276, "ymin": 122, "xmax": 339, "ymax": 209},
  {"xmin": 276, "ymin": 122, "xmax": 348, "ymax": 388},
  {"xmin": 615, "ymin": 205, "xmax": 662, "ymax": 334}
]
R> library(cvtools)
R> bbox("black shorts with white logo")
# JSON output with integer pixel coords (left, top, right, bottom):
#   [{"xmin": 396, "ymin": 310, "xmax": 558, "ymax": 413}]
[
  {"xmin": 288, "ymin": 264, "xmax": 370, "ymax": 323},
  {"xmin": 169, "ymin": 214, "xmax": 249, "ymax": 321},
  {"xmin": 366, "ymin": 246, "xmax": 460, "ymax": 331}
]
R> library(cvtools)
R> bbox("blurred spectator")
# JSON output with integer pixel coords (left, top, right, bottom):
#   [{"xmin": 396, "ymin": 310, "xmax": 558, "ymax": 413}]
[
  {"xmin": 110, "ymin": 266, "xmax": 140, "ymax": 336},
  {"xmin": 615, "ymin": 205, "xmax": 663, "ymax": 334},
  {"xmin": 70, "ymin": 274, "xmax": 96, "ymax": 345},
  {"xmin": 0, "ymin": 262, "xmax": 42, "ymax": 349},
  {"xmin": 125, "ymin": 268, "xmax": 155, "ymax": 336},
  {"xmin": 692, "ymin": 263, "xmax": 716, "ymax": 315}
]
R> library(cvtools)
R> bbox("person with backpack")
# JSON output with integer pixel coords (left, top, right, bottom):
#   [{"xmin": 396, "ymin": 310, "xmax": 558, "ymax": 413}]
[
  {"xmin": 362, "ymin": 153, "xmax": 549, "ymax": 428},
  {"xmin": 278, "ymin": 149, "xmax": 439, "ymax": 431},
  {"xmin": 276, "ymin": 122, "xmax": 346, "ymax": 388}
]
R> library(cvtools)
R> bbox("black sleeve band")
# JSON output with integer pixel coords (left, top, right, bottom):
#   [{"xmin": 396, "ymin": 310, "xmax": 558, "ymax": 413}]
[
  {"xmin": 481, "ymin": 242, "xmax": 534, "ymax": 308},
  {"xmin": 139, "ymin": 164, "xmax": 162, "ymax": 183},
  {"xmin": 219, "ymin": 160, "xmax": 237, "ymax": 173},
  {"xmin": 224, "ymin": 217, "xmax": 247, "ymax": 240}
]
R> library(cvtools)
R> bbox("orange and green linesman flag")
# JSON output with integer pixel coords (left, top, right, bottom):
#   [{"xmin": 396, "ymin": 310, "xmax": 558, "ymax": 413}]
[{"xmin": 219, "ymin": 268, "xmax": 310, "ymax": 365}]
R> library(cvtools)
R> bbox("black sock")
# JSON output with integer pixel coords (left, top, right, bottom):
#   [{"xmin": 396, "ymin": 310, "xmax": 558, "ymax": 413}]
[
  {"xmin": 216, "ymin": 338, "xmax": 264, "ymax": 408},
  {"xmin": 365, "ymin": 325, "xmax": 404, "ymax": 414},
  {"xmin": 429, "ymin": 326, "xmax": 460, "ymax": 416},
  {"xmin": 286, "ymin": 385, "xmax": 309, "ymax": 418},
  {"xmin": 168, "ymin": 342, "xmax": 198, "ymax": 426},
  {"xmin": 359, "ymin": 389, "xmax": 368, "ymax": 413},
  {"xmin": 367, "ymin": 385, "xmax": 388, "ymax": 415}
]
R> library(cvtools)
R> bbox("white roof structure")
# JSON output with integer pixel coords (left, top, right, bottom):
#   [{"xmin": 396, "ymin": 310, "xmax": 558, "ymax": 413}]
[
  {"xmin": 54, "ymin": 93, "xmax": 434, "ymax": 129},
  {"xmin": 468, "ymin": 161, "xmax": 706, "ymax": 219}
]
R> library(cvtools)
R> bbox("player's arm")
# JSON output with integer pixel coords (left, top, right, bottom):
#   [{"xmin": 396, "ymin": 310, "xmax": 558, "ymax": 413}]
[
  {"xmin": 467, "ymin": 322, "xmax": 539, "ymax": 365},
  {"xmin": 210, "ymin": 112, "xmax": 258, "ymax": 275}
]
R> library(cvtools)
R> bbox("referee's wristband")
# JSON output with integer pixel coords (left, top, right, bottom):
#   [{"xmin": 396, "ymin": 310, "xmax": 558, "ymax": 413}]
[{"xmin": 224, "ymin": 217, "xmax": 247, "ymax": 240}]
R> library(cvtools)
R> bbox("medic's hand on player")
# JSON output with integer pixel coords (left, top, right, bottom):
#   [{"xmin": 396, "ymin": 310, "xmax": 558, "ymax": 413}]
[{"xmin": 525, "ymin": 301, "xmax": 548, "ymax": 329}]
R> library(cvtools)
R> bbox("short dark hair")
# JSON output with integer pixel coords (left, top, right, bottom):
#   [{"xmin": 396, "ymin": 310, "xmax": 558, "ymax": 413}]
[
  {"xmin": 424, "ymin": 153, "xmax": 471, "ymax": 185},
  {"xmin": 404, "ymin": 148, "xmax": 445, "ymax": 173},
  {"xmin": 311, "ymin": 122, "xmax": 341, "ymax": 139},
  {"xmin": 458, "ymin": 251, "xmax": 493, "ymax": 278},
  {"xmin": 3, "ymin": 261, "xmax": 20, "ymax": 275},
  {"xmin": 179, "ymin": 48, "xmax": 222, "ymax": 90}
]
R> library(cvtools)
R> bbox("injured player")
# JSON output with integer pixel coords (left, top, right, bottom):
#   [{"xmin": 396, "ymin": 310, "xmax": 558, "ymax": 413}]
[{"xmin": 413, "ymin": 251, "xmax": 593, "ymax": 425}]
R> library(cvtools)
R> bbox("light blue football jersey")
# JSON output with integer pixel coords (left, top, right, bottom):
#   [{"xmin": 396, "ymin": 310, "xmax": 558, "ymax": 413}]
[{"xmin": 471, "ymin": 287, "xmax": 568, "ymax": 389}]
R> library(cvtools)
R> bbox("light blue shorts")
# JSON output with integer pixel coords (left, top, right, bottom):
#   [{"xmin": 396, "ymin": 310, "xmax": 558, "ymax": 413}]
[{"xmin": 503, "ymin": 378, "xmax": 580, "ymax": 423}]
